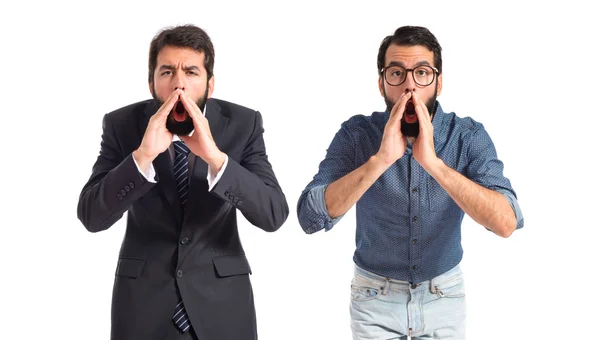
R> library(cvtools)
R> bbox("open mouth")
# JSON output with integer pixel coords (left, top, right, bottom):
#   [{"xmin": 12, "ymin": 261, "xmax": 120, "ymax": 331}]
[
  {"xmin": 404, "ymin": 100, "xmax": 417, "ymax": 124},
  {"xmin": 172, "ymin": 101, "xmax": 188, "ymax": 122}
]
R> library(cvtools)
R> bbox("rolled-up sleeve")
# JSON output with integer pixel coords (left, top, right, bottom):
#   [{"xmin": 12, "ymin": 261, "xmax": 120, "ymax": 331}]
[
  {"xmin": 466, "ymin": 126, "xmax": 525, "ymax": 229},
  {"xmin": 297, "ymin": 120, "xmax": 358, "ymax": 234}
]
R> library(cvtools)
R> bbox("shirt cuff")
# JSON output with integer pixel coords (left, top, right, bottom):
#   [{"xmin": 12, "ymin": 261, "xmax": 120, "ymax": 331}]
[
  {"xmin": 132, "ymin": 154, "xmax": 157, "ymax": 183},
  {"xmin": 207, "ymin": 155, "xmax": 228, "ymax": 191},
  {"xmin": 307, "ymin": 184, "xmax": 343, "ymax": 231},
  {"xmin": 497, "ymin": 188, "xmax": 524, "ymax": 229}
]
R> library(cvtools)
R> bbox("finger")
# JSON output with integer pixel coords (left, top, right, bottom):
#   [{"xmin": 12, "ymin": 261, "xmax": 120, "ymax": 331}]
[
  {"xmin": 412, "ymin": 93, "xmax": 433, "ymax": 140},
  {"xmin": 179, "ymin": 92, "xmax": 203, "ymax": 120},
  {"xmin": 389, "ymin": 91, "xmax": 412, "ymax": 124},
  {"xmin": 155, "ymin": 90, "xmax": 182, "ymax": 121},
  {"xmin": 412, "ymin": 92, "xmax": 429, "ymax": 125},
  {"xmin": 180, "ymin": 93, "xmax": 208, "ymax": 135}
]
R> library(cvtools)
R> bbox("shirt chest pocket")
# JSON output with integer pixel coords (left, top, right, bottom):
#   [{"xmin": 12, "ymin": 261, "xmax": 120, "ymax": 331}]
[{"xmin": 426, "ymin": 177, "xmax": 455, "ymax": 212}]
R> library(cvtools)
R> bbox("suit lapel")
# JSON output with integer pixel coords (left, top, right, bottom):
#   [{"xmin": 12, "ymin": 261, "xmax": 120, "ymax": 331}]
[
  {"xmin": 140, "ymin": 100, "xmax": 183, "ymax": 224},
  {"xmin": 184, "ymin": 99, "xmax": 229, "ymax": 220}
]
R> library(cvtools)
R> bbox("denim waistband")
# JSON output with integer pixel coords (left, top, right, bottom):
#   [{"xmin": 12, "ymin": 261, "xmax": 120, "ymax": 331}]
[{"xmin": 354, "ymin": 264, "xmax": 462, "ymax": 295}]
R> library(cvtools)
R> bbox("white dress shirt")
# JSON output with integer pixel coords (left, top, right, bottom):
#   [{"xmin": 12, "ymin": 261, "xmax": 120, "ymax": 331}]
[{"xmin": 132, "ymin": 107, "xmax": 228, "ymax": 191}]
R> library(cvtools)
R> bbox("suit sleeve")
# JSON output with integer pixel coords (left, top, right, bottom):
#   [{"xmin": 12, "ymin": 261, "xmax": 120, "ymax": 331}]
[
  {"xmin": 77, "ymin": 113, "xmax": 156, "ymax": 232},
  {"xmin": 209, "ymin": 111, "xmax": 289, "ymax": 232}
]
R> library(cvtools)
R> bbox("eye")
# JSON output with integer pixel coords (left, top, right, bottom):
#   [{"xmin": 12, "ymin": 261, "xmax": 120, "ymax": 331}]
[
  {"xmin": 161, "ymin": 70, "xmax": 173, "ymax": 76},
  {"xmin": 187, "ymin": 71, "xmax": 198, "ymax": 76}
]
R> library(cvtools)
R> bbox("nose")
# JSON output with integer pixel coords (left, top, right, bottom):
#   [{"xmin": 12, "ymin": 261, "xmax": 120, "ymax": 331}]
[
  {"xmin": 173, "ymin": 72, "xmax": 185, "ymax": 92},
  {"xmin": 404, "ymin": 73, "xmax": 417, "ymax": 93}
]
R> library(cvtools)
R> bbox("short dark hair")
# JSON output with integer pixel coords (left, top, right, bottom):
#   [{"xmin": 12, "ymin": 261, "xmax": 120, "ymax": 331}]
[
  {"xmin": 148, "ymin": 24, "xmax": 215, "ymax": 84},
  {"xmin": 377, "ymin": 26, "xmax": 442, "ymax": 75}
]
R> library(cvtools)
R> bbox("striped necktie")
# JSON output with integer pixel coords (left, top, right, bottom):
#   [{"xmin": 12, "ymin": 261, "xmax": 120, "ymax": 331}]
[
  {"xmin": 173, "ymin": 141, "xmax": 190, "ymax": 207},
  {"xmin": 172, "ymin": 141, "xmax": 191, "ymax": 333}
]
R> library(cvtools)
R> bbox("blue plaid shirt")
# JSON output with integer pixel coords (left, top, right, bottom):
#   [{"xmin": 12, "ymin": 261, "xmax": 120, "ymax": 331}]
[{"xmin": 297, "ymin": 102, "xmax": 524, "ymax": 283}]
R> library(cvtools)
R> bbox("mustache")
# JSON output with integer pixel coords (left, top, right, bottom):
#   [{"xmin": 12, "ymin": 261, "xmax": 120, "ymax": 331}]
[
  {"xmin": 384, "ymin": 94, "xmax": 437, "ymax": 138},
  {"xmin": 151, "ymin": 86, "xmax": 209, "ymax": 136}
]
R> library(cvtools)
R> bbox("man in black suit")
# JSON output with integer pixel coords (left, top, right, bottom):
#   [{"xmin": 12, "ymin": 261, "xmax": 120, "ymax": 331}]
[{"xmin": 77, "ymin": 24, "xmax": 289, "ymax": 340}]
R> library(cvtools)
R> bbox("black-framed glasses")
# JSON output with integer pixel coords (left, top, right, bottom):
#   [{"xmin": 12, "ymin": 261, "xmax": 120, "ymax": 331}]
[{"xmin": 380, "ymin": 65, "xmax": 439, "ymax": 87}]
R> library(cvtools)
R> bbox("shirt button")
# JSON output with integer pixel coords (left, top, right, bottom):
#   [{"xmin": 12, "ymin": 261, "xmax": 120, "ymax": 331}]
[
  {"xmin": 412, "ymin": 188, "xmax": 418, "ymax": 193},
  {"xmin": 412, "ymin": 265, "xmax": 418, "ymax": 270},
  {"xmin": 176, "ymin": 270, "xmax": 183, "ymax": 278},
  {"xmin": 180, "ymin": 237, "xmax": 190, "ymax": 245},
  {"xmin": 412, "ymin": 216, "xmax": 418, "ymax": 222},
  {"xmin": 412, "ymin": 239, "xmax": 417, "ymax": 245}
]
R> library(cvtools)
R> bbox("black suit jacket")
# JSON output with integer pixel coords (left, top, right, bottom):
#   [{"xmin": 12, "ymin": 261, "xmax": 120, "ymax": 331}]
[{"xmin": 77, "ymin": 98, "xmax": 289, "ymax": 340}]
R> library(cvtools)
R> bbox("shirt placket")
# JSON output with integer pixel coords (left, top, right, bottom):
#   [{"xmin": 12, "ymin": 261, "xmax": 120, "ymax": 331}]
[{"xmin": 408, "ymin": 155, "xmax": 421, "ymax": 283}]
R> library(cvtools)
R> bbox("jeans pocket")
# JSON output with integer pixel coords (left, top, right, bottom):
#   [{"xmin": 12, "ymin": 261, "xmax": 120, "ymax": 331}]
[
  {"xmin": 423, "ymin": 275, "xmax": 466, "ymax": 306},
  {"xmin": 350, "ymin": 277, "xmax": 383, "ymax": 302}
]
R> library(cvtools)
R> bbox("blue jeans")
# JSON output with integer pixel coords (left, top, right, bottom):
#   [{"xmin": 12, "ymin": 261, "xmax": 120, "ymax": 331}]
[{"xmin": 350, "ymin": 264, "xmax": 466, "ymax": 340}]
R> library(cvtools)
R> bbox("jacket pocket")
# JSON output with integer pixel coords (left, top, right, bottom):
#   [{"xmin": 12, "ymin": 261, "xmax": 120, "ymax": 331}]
[
  {"xmin": 212, "ymin": 255, "xmax": 252, "ymax": 277},
  {"xmin": 115, "ymin": 258, "xmax": 146, "ymax": 278}
]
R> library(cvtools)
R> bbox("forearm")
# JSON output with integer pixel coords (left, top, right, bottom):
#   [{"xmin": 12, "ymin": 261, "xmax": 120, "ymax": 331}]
[
  {"xmin": 78, "ymin": 154, "xmax": 154, "ymax": 232},
  {"xmin": 324, "ymin": 155, "xmax": 390, "ymax": 218},
  {"xmin": 210, "ymin": 158, "xmax": 289, "ymax": 232},
  {"xmin": 427, "ymin": 158, "xmax": 517, "ymax": 237}
]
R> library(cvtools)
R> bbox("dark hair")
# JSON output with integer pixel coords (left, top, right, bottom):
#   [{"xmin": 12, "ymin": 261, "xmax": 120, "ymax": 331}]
[
  {"xmin": 377, "ymin": 26, "xmax": 442, "ymax": 74},
  {"xmin": 148, "ymin": 24, "xmax": 215, "ymax": 84}
]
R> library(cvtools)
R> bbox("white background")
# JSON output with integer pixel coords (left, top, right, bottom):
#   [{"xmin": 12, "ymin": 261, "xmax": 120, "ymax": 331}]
[{"xmin": 1, "ymin": 1, "xmax": 599, "ymax": 339}]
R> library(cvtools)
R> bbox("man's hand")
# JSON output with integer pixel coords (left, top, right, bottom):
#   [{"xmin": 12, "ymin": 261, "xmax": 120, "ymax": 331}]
[
  {"xmin": 374, "ymin": 91, "xmax": 411, "ymax": 167},
  {"xmin": 412, "ymin": 91, "xmax": 439, "ymax": 171},
  {"xmin": 133, "ymin": 89, "xmax": 180, "ymax": 172},
  {"xmin": 178, "ymin": 92, "xmax": 226, "ymax": 173}
]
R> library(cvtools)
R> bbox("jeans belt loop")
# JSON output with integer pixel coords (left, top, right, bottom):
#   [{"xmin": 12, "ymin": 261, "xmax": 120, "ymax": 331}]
[{"xmin": 381, "ymin": 278, "xmax": 390, "ymax": 295}]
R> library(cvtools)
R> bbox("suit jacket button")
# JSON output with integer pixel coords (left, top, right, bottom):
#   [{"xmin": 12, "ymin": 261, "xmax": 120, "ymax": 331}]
[
  {"xmin": 117, "ymin": 194, "xmax": 123, "ymax": 200},
  {"xmin": 129, "ymin": 181, "xmax": 135, "ymax": 189},
  {"xmin": 236, "ymin": 200, "xmax": 243, "ymax": 206},
  {"xmin": 224, "ymin": 190, "xmax": 230, "ymax": 196},
  {"xmin": 180, "ymin": 237, "xmax": 190, "ymax": 245},
  {"xmin": 176, "ymin": 270, "xmax": 183, "ymax": 278},
  {"xmin": 233, "ymin": 197, "xmax": 239, "ymax": 204},
  {"xmin": 121, "ymin": 189, "xmax": 127, "ymax": 196},
  {"xmin": 125, "ymin": 186, "xmax": 131, "ymax": 192}
]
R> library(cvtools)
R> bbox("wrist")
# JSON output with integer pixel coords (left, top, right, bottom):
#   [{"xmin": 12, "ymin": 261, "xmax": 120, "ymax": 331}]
[
  {"xmin": 424, "ymin": 157, "xmax": 446, "ymax": 178},
  {"xmin": 133, "ymin": 148, "xmax": 154, "ymax": 172},
  {"xmin": 369, "ymin": 154, "xmax": 392, "ymax": 173},
  {"xmin": 207, "ymin": 151, "xmax": 226, "ymax": 173}
]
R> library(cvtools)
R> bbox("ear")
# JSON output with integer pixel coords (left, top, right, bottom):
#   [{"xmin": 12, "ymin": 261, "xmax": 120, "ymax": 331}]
[
  {"xmin": 207, "ymin": 76, "xmax": 215, "ymax": 99},
  {"xmin": 436, "ymin": 73, "xmax": 443, "ymax": 97},
  {"xmin": 148, "ymin": 81, "xmax": 154, "ymax": 96},
  {"xmin": 378, "ymin": 76, "xmax": 385, "ymax": 97}
]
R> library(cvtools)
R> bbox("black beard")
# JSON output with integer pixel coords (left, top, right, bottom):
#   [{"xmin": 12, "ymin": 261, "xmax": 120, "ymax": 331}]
[
  {"xmin": 151, "ymin": 86, "xmax": 209, "ymax": 136},
  {"xmin": 384, "ymin": 91, "xmax": 438, "ymax": 138}
]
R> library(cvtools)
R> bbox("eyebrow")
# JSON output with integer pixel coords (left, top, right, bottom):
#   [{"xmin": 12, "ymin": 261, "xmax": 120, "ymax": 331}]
[
  {"xmin": 158, "ymin": 65, "xmax": 202, "ymax": 72},
  {"xmin": 386, "ymin": 60, "xmax": 432, "ymax": 68}
]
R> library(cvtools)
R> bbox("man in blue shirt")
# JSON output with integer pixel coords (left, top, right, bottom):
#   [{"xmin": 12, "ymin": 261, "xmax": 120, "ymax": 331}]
[{"xmin": 297, "ymin": 26, "xmax": 524, "ymax": 339}]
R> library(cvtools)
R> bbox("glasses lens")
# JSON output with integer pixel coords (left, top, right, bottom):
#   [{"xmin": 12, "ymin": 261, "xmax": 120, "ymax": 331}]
[
  {"xmin": 413, "ymin": 66, "xmax": 435, "ymax": 86},
  {"xmin": 385, "ymin": 66, "xmax": 406, "ymax": 86}
]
